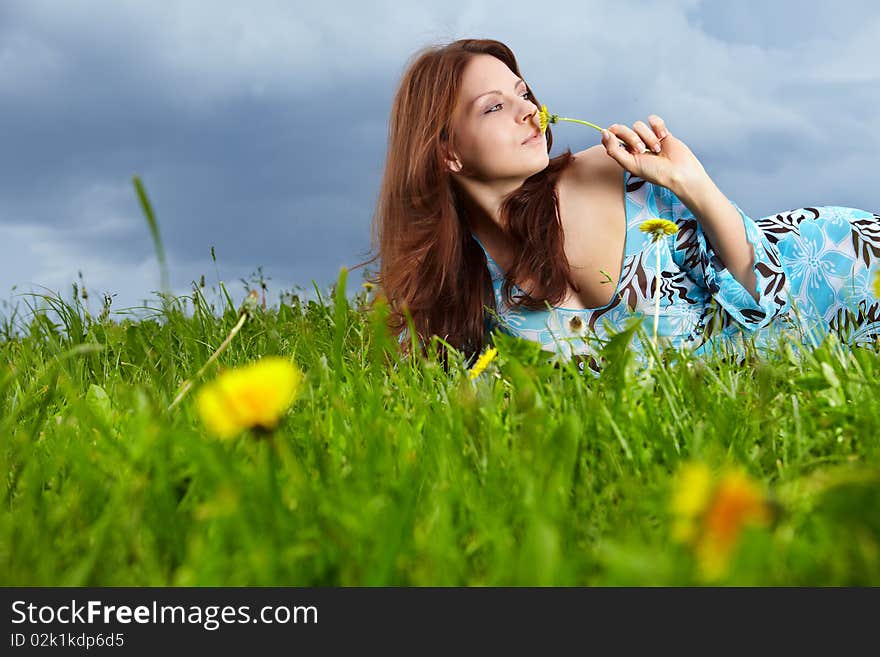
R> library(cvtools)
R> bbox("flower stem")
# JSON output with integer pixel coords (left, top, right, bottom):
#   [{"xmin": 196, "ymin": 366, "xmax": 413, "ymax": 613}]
[
  {"xmin": 168, "ymin": 289, "xmax": 260, "ymax": 412},
  {"xmin": 554, "ymin": 116, "xmax": 660, "ymax": 153},
  {"xmin": 557, "ymin": 117, "xmax": 605, "ymax": 132},
  {"xmin": 167, "ymin": 310, "xmax": 249, "ymax": 411},
  {"xmin": 653, "ymin": 238, "xmax": 661, "ymax": 349}
]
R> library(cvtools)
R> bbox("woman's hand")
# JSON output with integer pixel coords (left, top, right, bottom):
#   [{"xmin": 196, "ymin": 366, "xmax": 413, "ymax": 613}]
[{"xmin": 601, "ymin": 115, "xmax": 707, "ymax": 194}]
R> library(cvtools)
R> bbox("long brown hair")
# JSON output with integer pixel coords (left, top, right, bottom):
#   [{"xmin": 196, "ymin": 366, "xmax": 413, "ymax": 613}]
[{"xmin": 350, "ymin": 38, "xmax": 579, "ymax": 369}]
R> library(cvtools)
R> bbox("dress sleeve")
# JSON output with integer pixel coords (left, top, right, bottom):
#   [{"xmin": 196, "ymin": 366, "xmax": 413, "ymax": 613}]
[{"xmin": 656, "ymin": 183, "xmax": 791, "ymax": 334}]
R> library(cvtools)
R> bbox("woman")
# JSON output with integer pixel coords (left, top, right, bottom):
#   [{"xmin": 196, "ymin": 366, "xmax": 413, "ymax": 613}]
[{"xmin": 353, "ymin": 38, "xmax": 880, "ymax": 376}]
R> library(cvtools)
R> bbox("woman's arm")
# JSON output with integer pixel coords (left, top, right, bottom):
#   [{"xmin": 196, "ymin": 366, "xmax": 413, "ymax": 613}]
[
  {"xmin": 659, "ymin": 181, "xmax": 792, "ymax": 335},
  {"xmin": 670, "ymin": 172, "xmax": 760, "ymax": 303}
]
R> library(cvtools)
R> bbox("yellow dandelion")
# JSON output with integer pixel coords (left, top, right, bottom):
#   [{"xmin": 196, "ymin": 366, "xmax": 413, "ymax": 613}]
[
  {"xmin": 537, "ymin": 103, "xmax": 604, "ymax": 134},
  {"xmin": 196, "ymin": 356, "xmax": 303, "ymax": 439},
  {"xmin": 873, "ymin": 266, "xmax": 880, "ymax": 299},
  {"xmin": 639, "ymin": 218, "xmax": 679, "ymax": 241},
  {"xmin": 538, "ymin": 105, "xmax": 556, "ymax": 133},
  {"xmin": 362, "ymin": 281, "xmax": 375, "ymax": 292},
  {"xmin": 534, "ymin": 104, "xmax": 665, "ymax": 155},
  {"xmin": 638, "ymin": 218, "xmax": 679, "ymax": 355},
  {"xmin": 468, "ymin": 346, "xmax": 498, "ymax": 380}
]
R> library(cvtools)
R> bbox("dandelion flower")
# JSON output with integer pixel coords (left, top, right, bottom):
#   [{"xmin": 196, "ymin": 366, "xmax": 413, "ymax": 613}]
[
  {"xmin": 536, "ymin": 103, "xmax": 665, "ymax": 156},
  {"xmin": 638, "ymin": 218, "xmax": 679, "ymax": 353},
  {"xmin": 196, "ymin": 356, "xmax": 303, "ymax": 439},
  {"xmin": 537, "ymin": 104, "xmax": 604, "ymax": 134},
  {"xmin": 468, "ymin": 347, "xmax": 498, "ymax": 380},
  {"xmin": 873, "ymin": 266, "xmax": 880, "ymax": 299},
  {"xmin": 639, "ymin": 218, "xmax": 679, "ymax": 241},
  {"xmin": 538, "ymin": 105, "xmax": 557, "ymax": 133}
]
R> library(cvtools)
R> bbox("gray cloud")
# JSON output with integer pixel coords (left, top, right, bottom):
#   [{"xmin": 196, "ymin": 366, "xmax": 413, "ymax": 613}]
[{"xmin": 1, "ymin": 0, "xmax": 878, "ymax": 328}]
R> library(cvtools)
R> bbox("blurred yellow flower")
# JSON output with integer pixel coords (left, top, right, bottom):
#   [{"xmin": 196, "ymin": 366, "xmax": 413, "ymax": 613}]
[
  {"xmin": 468, "ymin": 347, "xmax": 498, "ymax": 380},
  {"xmin": 196, "ymin": 356, "xmax": 303, "ymax": 439},
  {"xmin": 873, "ymin": 266, "xmax": 880, "ymax": 299},
  {"xmin": 670, "ymin": 462, "xmax": 714, "ymax": 542},
  {"xmin": 640, "ymin": 218, "xmax": 679, "ymax": 241},
  {"xmin": 670, "ymin": 462, "xmax": 773, "ymax": 580}
]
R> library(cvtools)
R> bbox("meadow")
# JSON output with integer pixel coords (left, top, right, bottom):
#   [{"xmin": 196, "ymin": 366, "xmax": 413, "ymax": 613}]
[
  {"xmin": 1, "ymin": 179, "xmax": 879, "ymax": 586},
  {"xmin": 1, "ymin": 263, "xmax": 878, "ymax": 586}
]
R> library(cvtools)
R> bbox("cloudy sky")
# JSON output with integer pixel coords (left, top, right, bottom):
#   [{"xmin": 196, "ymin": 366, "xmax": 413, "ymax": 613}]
[{"xmin": 1, "ymin": 0, "xmax": 878, "ymax": 325}]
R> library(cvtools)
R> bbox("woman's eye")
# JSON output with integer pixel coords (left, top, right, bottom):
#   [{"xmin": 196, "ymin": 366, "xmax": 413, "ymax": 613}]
[{"xmin": 485, "ymin": 91, "xmax": 533, "ymax": 113}]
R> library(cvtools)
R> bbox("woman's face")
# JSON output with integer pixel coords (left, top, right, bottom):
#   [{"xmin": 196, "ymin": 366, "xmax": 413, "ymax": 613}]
[{"xmin": 446, "ymin": 54, "xmax": 548, "ymax": 183}]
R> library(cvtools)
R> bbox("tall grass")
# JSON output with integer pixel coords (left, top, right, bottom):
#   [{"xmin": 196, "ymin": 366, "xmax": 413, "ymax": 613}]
[{"xmin": 0, "ymin": 177, "xmax": 878, "ymax": 585}]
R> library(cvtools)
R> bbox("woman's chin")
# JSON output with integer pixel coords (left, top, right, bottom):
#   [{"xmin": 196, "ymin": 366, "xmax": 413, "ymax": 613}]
[{"xmin": 528, "ymin": 151, "xmax": 550, "ymax": 172}]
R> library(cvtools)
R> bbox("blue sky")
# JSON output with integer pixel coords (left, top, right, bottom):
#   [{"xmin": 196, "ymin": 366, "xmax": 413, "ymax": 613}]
[{"xmin": 1, "ymin": 0, "xmax": 878, "ymax": 323}]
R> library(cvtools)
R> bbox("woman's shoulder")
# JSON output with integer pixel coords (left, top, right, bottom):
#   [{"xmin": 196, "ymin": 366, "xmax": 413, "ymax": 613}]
[
  {"xmin": 560, "ymin": 145, "xmax": 627, "ymax": 196},
  {"xmin": 557, "ymin": 145, "xmax": 629, "ymax": 222}
]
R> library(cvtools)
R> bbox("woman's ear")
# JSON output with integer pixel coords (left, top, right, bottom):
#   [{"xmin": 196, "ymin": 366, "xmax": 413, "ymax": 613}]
[{"xmin": 445, "ymin": 152, "xmax": 462, "ymax": 174}]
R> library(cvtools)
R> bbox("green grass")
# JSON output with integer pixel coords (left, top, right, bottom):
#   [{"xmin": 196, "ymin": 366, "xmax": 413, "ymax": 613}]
[
  {"xmin": 1, "ymin": 266, "xmax": 878, "ymax": 586},
  {"xmin": 1, "ymin": 175, "xmax": 878, "ymax": 586}
]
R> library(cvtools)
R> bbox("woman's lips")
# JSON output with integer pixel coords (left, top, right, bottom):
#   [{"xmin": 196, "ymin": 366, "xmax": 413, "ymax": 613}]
[{"xmin": 522, "ymin": 131, "xmax": 543, "ymax": 145}]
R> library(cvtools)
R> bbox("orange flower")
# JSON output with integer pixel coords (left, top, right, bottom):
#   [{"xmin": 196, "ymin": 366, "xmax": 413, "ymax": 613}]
[
  {"xmin": 670, "ymin": 462, "xmax": 773, "ymax": 580},
  {"xmin": 697, "ymin": 470, "xmax": 772, "ymax": 578}
]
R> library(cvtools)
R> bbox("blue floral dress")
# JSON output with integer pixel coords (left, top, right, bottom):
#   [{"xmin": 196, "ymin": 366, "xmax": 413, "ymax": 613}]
[{"xmin": 473, "ymin": 170, "xmax": 880, "ymax": 377}]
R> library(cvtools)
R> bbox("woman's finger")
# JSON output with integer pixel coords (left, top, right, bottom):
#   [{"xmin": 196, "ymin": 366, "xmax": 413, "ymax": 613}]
[
  {"xmin": 633, "ymin": 120, "xmax": 662, "ymax": 153},
  {"xmin": 648, "ymin": 115, "xmax": 668, "ymax": 139},
  {"xmin": 601, "ymin": 129, "xmax": 634, "ymax": 165},
  {"xmin": 608, "ymin": 123, "xmax": 645, "ymax": 154}
]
